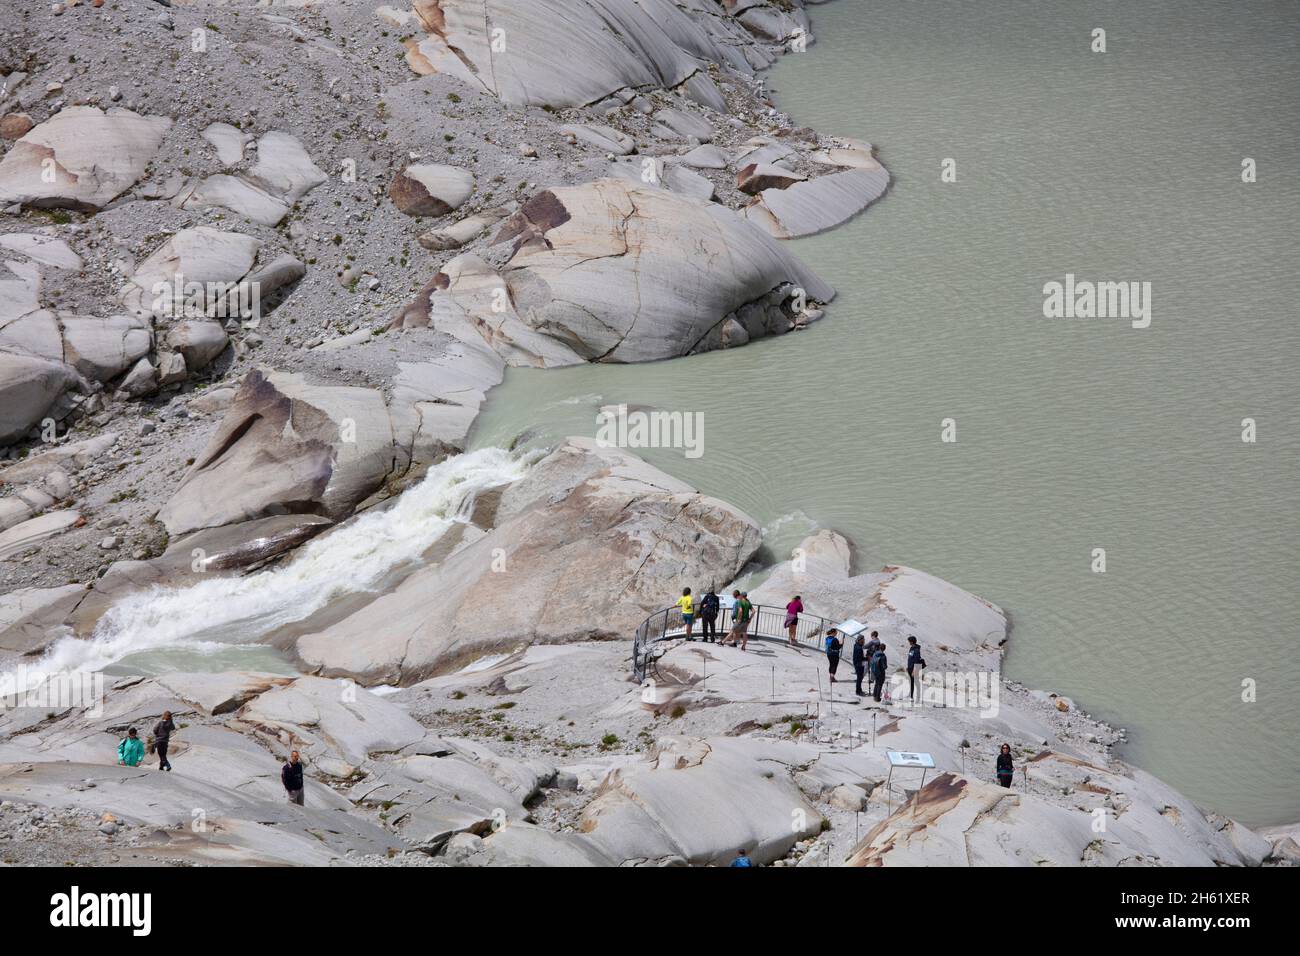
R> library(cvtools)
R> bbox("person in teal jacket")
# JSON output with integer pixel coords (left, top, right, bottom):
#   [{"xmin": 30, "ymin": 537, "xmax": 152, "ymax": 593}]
[{"xmin": 117, "ymin": 727, "xmax": 145, "ymax": 767}]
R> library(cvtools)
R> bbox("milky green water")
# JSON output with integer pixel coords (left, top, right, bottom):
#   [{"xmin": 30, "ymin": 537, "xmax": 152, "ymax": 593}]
[{"xmin": 472, "ymin": 0, "xmax": 1300, "ymax": 826}]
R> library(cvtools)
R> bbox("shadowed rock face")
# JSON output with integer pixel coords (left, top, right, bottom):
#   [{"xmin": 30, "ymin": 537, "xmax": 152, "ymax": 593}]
[{"xmin": 156, "ymin": 369, "xmax": 389, "ymax": 537}]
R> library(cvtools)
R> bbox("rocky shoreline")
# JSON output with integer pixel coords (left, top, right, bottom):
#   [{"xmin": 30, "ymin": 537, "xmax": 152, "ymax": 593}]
[{"xmin": 0, "ymin": 1, "xmax": 1293, "ymax": 865}]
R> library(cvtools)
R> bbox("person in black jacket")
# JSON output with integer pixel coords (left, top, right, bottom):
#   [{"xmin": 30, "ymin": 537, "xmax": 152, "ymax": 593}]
[
  {"xmin": 699, "ymin": 590, "xmax": 720, "ymax": 643},
  {"xmin": 905, "ymin": 636, "xmax": 925, "ymax": 702},
  {"xmin": 152, "ymin": 711, "xmax": 175, "ymax": 772},
  {"xmin": 851, "ymin": 635, "xmax": 867, "ymax": 696},
  {"xmin": 282, "ymin": 750, "xmax": 305, "ymax": 805},
  {"xmin": 869, "ymin": 646, "xmax": 888, "ymax": 702},
  {"xmin": 825, "ymin": 629, "xmax": 843, "ymax": 683},
  {"xmin": 996, "ymin": 743, "xmax": 1014, "ymax": 788}
]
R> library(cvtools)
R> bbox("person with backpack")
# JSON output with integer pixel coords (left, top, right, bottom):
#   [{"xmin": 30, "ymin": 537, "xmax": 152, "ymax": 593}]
[
  {"xmin": 117, "ymin": 727, "xmax": 144, "ymax": 767},
  {"xmin": 996, "ymin": 744, "xmax": 1015, "ymax": 788},
  {"xmin": 906, "ymin": 635, "xmax": 925, "ymax": 702},
  {"xmin": 699, "ymin": 589, "xmax": 720, "ymax": 642},
  {"xmin": 852, "ymin": 634, "xmax": 868, "ymax": 696},
  {"xmin": 729, "ymin": 848, "xmax": 754, "ymax": 867},
  {"xmin": 784, "ymin": 595, "xmax": 804, "ymax": 646},
  {"xmin": 152, "ymin": 711, "xmax": 176, "ymax": 771},
  {"xmin": 870, "ymin": 644, "xmax": 888, "ymax": 702},
  {"xmin": 676, "ymin": 587, "xmax": 695, "ymax": 641},
  {"xmin": 282, "ymin": 749, "xmax": 306, "ymax": 805},
  {"xmin": 824, "ymin": 628, "xmax": 843, "ymax": 683},
  {"xmin": 725, "ymin": 590, "xmax": 753, "ymax": 649}
]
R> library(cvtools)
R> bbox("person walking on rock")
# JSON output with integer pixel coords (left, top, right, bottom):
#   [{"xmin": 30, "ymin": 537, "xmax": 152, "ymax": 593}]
[
  {"xmin": 699, "ymin": 589, "xmax": 720, "ymax": 643},
  {"xmin": 870, "ymin": 644, "xmax": 888, "ymax": 702},
  {"xmin": 784, "ymin": 595, "xmax": 803, "ymax": 646},
  {"xmin": 677, "ymin": 587, "xmax": 695, "ymax": 641},
  {"xmin": 117, "ymin": 727, "xmax": 144, "ymax": 767},
  {"xmin": 282, "ymin": 749, "xmax": 305, "ymax": 805},
  {"xmin": 906, "ymin": 635, "xmax": 925, "ymax": 702},
  {"xmin": 996, "ymin": 744, "xmax": 1014, "ymax": 788},
  {"xmin": 152, "ymin": 711, "xmax": 175, "ymax": 771},
  {"xmin": 825, "ymin": 628, "xmax": 843, "ymax": 683},
  {"xmin": 852, "ymin": 634, "xmax": 867, "ymax": 696}
]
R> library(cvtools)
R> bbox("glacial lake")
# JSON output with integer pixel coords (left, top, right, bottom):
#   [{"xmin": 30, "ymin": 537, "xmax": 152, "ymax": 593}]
[{"xmin": 472, "ymin": 0, "xmax": 1300, "ymax": 827}]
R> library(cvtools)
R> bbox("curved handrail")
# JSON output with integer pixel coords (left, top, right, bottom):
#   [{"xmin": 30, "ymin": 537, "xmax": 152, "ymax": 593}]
[{"xmin": 632, "ymin": 602, "xmax": 838, "ymax": 680}]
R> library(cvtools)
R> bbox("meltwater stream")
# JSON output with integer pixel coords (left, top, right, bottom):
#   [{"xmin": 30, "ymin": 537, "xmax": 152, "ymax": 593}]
[{"xmin": 2, "ymin": 447, "xmax": 533, "ymax": 690}]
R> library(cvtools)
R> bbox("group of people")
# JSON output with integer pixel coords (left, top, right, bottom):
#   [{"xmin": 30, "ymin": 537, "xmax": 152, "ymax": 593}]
[
  {"xmin": 116, "ymin": 711, "xmax": 308, "ymax": 805},
  {"xmin": 675, "ymin": 588, "xmax": 814, "ymax": 650},
  {"xmin": 673, "ymin": 589, "xmax": 936, "ymax": 707},
  {"xmin": 675, "ymin": 587, "xmax": 757, "ymax": 649},
  {"xmin": 821, "ymin": 630, "xmax": 927, "ymax": 704}
]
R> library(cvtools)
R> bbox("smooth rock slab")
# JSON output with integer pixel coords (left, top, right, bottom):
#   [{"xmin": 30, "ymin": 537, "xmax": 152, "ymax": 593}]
[
  {"xmin": 744, "ymin": 166, "xmax": 891, "ymax": 239},
  {"xmin": 0, "ymin": 107, "xmax": 171, "ymax": 210}
]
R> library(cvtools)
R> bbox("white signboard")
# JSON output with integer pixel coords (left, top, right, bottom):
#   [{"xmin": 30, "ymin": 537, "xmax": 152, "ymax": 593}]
[
  {"xmin": 887, "ymin": 751, "xmax": 935, "ymax": 769},
  {"xmin": 837, "ymin": 618, "xmax": 869, "ymax": 637}
]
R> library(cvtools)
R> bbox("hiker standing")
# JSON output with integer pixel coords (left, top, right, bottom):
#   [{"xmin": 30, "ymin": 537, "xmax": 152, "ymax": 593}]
[
  {"xmin": 906, "ymin": 635, "xmax": 925, "ymax": 702},
  {"xmin": 852, "ymin": 635, "xmax": 867, "ymax": 696},
  {"xmin": 152, "ymin": 711, "xmax": 175, "ymax": 772},
  {"xmin": 870, "ymin": 645, "xmax": 888, "ymax": 702},
  {"xmin": 729, "ymin": 848, "xmax": 754, "ymax": 867},
  {"xmin": 117, "ymin": 727, "xmax": 144, "ymax": 767},
  {"xmin": 699, "ymin": 589, "xmax": 720, "ymax": 642},
  {"xmin": 824, "ymin": 628, "xmax": 842, "ymax": 683},
  {"xmin": 996, "ymin": 744, "xmax": 1014, "ymax": 788},
  {"xmin": 677, "ymin": 587, "xmax": 695, "ymax": 641},
  {"xmin": 784, "ymin": 595, "xmax": 803, "ymax": 646},
  {"xmin": 735, "ymin": 591, "xmax": 753, "ymax": 650},
  {"xmin": 282, "ymin": 750, "xmax": 305, "ymax": 805}
]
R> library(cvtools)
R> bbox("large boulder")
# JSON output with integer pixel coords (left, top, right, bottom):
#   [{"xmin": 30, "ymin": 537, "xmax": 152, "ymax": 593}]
[
  {"xmin": 157, "ymin": 369, "xmax": 398, "ymax": 536},
  {"xmin": 388, "ymin": 164, "xmax": 475, "ymax": 217},
  {"xmin": 0, "ymin": 107, "xmax": 172, "ymax": 210},
  {"xmin": 402, "ymin": 0, "xmax": 766, "ymax": 107},
  {"xmin": 469, "ymin": 178, "xmax": 832, "ymax": 363},
  {"xmin": 120, "ymin": 227, "xmax": 262, "ymax": 321},
  {"xmin": 295, "ymin": 438, "xmax": 763, "ymax": 684},
  {"xmin": 164, "ymin": 319, "xmax": 229, "ymax": 371},
  {"xmin": 60, "ymin": 314, "xmax": 153, "ymax": 381},
  {"xmin": 0, "ymin": 352, "xmax": 85, "ymax": 445}
]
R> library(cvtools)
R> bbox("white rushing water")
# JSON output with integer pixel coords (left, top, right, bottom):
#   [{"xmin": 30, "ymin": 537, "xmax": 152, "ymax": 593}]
[{"xmin": 2, "ymin": 446, "xmax": 533, "ymax": 692}]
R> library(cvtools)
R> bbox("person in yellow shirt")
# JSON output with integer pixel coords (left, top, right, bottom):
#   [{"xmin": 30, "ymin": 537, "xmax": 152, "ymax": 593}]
[{"xmin": 676, "ymin": 587, "xmax": 695, "ymax": 641}]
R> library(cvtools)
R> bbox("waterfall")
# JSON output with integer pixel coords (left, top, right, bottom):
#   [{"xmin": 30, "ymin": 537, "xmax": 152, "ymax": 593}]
[{"xmin": 2, "ymin": 446, "xmax": 535, "ymax": 692}]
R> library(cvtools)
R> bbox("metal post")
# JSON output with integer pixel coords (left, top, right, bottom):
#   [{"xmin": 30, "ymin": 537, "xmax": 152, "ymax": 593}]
[
  {"xmin": 771, "ymin": 666, "xmax": 775, "ymax": 699},
  {"xmin": 872, "ymin": 711, "xmax": 877, "ymax": 747}
]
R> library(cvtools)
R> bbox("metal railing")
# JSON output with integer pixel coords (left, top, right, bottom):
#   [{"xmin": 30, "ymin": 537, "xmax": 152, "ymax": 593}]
[{"xmin": 632, "ymin": 602, "xmax": 838, "ymax": 680}]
